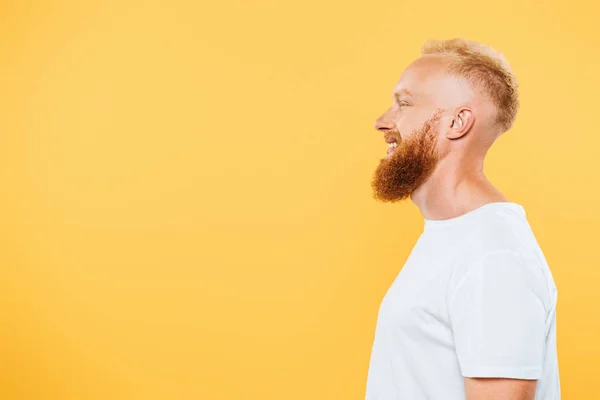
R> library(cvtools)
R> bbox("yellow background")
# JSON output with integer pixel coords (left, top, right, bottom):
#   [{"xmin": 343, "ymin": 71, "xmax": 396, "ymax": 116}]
[{"xmin": 1, "ymin": 0, "xmax": 598, "ymax": 398}]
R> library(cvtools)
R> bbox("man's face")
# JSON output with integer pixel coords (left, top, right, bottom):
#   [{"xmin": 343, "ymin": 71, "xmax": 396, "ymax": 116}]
[{"xmin": 371, "ymin": 56, "xmax": 453, "ymax": 202}]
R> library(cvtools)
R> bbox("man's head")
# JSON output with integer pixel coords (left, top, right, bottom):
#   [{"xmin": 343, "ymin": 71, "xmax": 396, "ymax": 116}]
[{"xmin": 371, "ymin": 38, "xmax": 519, "ymax": 202}]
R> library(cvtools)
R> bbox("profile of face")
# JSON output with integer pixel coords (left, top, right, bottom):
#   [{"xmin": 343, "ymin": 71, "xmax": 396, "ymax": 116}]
[{"xmin": 371, "ymin": 55, "xmax": 474, "ymax": 202}]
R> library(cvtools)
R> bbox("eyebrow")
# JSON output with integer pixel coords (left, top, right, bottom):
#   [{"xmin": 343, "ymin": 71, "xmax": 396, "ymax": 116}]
[
  {"xmin": 392, "ymin": 89, "xmax": 413, "ymax": 97},
  {"xmin": 392, "ymin": 89, "xmax": 413, "ymax": 101}
]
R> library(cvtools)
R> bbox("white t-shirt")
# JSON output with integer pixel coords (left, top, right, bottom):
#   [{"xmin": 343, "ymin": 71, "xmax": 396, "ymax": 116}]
[{"xmin": 365, "ymin": 202, "xmax": 560, "ymax": 399}]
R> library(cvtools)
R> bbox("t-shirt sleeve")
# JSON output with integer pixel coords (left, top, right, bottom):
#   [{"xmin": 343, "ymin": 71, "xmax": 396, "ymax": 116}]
[{"xmin": 447, "ymin": 249, "xmax": 549, "ymax": 379}]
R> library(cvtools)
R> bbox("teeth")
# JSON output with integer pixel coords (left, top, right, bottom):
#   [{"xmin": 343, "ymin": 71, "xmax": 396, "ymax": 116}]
[{"xmin": 387, "ymin": 142, "xmax": 398, "ymax": 148}]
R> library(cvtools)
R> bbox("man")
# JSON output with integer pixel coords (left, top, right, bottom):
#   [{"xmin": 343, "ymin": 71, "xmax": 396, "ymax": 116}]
[{"xmin": 366, "ymin": 39, "xmax": 560, "ymax": 400}]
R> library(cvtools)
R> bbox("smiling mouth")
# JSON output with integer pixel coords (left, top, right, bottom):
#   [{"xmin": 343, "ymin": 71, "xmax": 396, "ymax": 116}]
[
  {"xmin": 385, "ymin": 138, "xmax": 399, "ymax": 157},
  {"xmin": 387, "ymin": 141, "xmax": 398, "ymax": 155}
]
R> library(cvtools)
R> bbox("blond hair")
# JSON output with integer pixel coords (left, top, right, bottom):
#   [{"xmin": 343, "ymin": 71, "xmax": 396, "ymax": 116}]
[{"xmin": 421, "ymin": 38, "xmax": 519, "ymax": 133}]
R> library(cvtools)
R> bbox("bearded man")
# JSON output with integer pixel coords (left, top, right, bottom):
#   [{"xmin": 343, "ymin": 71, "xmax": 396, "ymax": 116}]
[{"xmin": 366, "ymin": 38, "xmax": 560, "ymax": 400}]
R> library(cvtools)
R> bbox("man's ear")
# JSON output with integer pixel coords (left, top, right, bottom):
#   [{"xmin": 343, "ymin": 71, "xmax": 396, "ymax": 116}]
[{"xmin": 447, "ymin": 107, "xmax": 474, "ymax": 140}]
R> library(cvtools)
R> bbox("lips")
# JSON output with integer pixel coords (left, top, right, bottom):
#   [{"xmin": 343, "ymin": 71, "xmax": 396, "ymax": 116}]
[
  {"xmin": 385, "ymin": 136, "xmax": 399, "ymax": 157},
  {"xmin": 386, "ymin": 141, "xmax": 398, "ymax": 157}
]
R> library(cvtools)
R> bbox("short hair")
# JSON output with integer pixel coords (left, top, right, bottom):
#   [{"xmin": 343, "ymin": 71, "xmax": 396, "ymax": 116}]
[{"xmin": 421, "ymin": 38, "xmax": 519, "ymax": 133}]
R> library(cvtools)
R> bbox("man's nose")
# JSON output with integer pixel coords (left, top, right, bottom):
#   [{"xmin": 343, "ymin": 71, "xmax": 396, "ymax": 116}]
[{"xmin": 374, "ymin": 111, "xmax": 395, "ymax": 132}]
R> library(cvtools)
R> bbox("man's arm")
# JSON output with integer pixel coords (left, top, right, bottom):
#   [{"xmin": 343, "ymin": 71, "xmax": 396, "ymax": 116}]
[
  {"xmin": 464, "ymin": 377, "xmax": 537, "ymax": 400},
  {"xmin": 448, "ymin": 250, "xmax": 550, "ymax": 399}
]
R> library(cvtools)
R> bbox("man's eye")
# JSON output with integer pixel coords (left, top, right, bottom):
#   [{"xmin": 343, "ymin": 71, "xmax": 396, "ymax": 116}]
[{"xmin": 398, "ymin": 101, "xmax": 409, "ymax": 108}]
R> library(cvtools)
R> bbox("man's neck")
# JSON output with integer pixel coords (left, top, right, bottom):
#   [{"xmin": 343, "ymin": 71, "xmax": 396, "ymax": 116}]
[{"xmin": 410, "ymin": 157, "xmax": 507, "ymax": 221}]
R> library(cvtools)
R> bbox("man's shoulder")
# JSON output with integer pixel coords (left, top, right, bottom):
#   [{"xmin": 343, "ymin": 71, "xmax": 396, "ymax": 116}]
[{"xmin": 464, "ymin": 208, "xmax": 537, "ymax": 254}]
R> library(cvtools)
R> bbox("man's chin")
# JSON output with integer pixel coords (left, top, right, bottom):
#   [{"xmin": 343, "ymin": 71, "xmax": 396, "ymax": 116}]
[
  {"xmin": 371, "ymin": 156, "xmax": 423, "ymax": 202},
  {"xmin": 371, "ymin": 170, "xmax": 413, "ymax": 202}
]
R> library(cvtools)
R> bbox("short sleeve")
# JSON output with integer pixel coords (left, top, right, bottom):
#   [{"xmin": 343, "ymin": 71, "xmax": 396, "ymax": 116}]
[{"xmin": 448, "ymin": 249, "xmax": 549, "ymax": 379}]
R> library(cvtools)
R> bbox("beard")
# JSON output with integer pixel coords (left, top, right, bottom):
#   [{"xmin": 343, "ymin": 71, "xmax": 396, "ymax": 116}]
[{"xmin": 371, "ymin": 111, "xmax": 442, "ymax": 203}]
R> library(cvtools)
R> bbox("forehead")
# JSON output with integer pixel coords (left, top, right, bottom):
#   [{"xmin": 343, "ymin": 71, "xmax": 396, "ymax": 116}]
[{"xmin": 392, "ymin": 55, "xmax": 454, "ymax": 100}]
